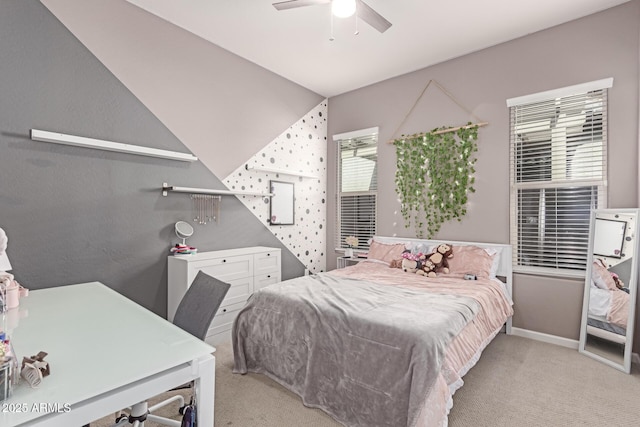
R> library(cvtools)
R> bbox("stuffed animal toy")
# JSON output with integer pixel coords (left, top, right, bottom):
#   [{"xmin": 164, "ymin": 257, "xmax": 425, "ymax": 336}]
[
  {"xmin": 401, "ymin": 257, "xmax": 419, "ymax": 273},
  {"xmin": 421, "ymin": 243, "xmax": 453, "ymax": 277},
  {"xmin": 389, "ymin": 258, "xmax": 403, "ymax": 269},
  {"xmin": 417, "ymin": 258, "xmax": 437, "ymax": 277},
  {"xmin": 401, "ymin": 250, "xmax": 423, "ymax": 273}
]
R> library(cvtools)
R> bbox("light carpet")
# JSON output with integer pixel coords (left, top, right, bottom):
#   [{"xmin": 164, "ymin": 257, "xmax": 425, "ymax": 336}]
[{"xmin": 91, "ymin": 334, "xmax": 640, "ymax": 426}]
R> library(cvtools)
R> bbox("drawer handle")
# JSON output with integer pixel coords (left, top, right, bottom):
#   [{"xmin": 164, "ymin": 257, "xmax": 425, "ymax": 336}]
[
  {"xmin": 222, "ymin": 308, "xmax": 227, "ymax": 313},
  {"xmin": 267, "ymin": 275, "xmax": 271, "ymax": 278},
  {"xmin": 267, "ymin": 253, "xmax": 271, "ymax": 256},
  {"xmin": 222, "ymin": 259, "xmax": 226, "ymax": 263}
]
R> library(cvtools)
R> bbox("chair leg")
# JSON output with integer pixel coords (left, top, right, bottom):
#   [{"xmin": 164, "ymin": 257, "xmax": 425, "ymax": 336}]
[
  {"xmin": 145, "ymin": 394, "xmax": 186, "ymax": 427},
  {"xmin": 148, "ymin": 395, "xmax": 185, "ymax": 413},
  {"xmin": 146, "ymin": 414, "xmax": 182, "ymax": 427}
]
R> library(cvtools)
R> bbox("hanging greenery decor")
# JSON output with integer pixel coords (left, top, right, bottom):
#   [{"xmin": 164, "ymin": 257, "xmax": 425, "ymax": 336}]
[{"xmin": 393, "ymin": 124, "xmax": 479, "ymax": 238}]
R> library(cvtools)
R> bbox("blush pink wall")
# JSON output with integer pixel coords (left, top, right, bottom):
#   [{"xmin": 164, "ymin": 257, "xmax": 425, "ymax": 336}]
[{"xmin": 328, "ymin": 1, "xmax": 640, "ymax": 344}]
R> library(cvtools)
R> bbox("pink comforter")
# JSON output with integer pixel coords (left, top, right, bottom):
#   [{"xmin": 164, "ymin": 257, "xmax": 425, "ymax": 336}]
[
  {"xmin": 607, "ymin": 289, "xmax": 629, "ymax": 328},
  {"xmin": 330, "ymin": 261, "xmax": 514, "ymax": 426}
]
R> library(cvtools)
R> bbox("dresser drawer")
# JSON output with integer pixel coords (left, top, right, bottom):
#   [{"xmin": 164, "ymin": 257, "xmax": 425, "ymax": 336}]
[
  {"xmin": 207, "ymin": 301, "xmax": 246, "ymax": 339},
  {"xmin": 254, "ymin": 271, "xmax": 281, "ymax": 291},
  {"xmin": 191, "ymin": 254, "xmax": 253, "ymax": 282},
  {"xmin": 169, "ymin": 247, "xmax": 280, "ymax": 325},
  {"xmin": 221, "ymin": 276, "xmax": 253, "ymax": 308},
  {"xmin": 254, "ymin": 251, "xmax": 280, "ymax": 275}
]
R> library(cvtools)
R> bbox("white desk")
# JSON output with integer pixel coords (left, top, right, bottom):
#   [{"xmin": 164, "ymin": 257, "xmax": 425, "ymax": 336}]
[{"xmin": 1, "ymin": 282, "xmax": 216, "ymax": 426}]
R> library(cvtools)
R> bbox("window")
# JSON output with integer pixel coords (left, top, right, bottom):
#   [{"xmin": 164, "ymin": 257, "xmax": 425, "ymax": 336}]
[
  {"xmin": 508, "ymin": 79, "xmax": 611, "ymax": 274},
  {"xmin": 334, "ymin": 127, "xmax": 378, "ymax": 251}
]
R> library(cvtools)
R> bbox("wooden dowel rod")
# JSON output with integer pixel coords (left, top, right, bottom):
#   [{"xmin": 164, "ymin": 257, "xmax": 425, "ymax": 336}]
[{"xmin": 387, "ymin": 122, "xmax": 488, "ymax": 144}]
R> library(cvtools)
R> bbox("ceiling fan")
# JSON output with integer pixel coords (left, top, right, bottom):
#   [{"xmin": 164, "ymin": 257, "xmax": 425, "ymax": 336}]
[{"xmin": 272, "ymin": 0, "xmax": 392, "ymax": 33}]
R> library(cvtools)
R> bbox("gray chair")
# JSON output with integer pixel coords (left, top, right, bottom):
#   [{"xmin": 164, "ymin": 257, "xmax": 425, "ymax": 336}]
[{"xmin": 112, "ymin": 271, "xmax": 231, "ymax": 427}]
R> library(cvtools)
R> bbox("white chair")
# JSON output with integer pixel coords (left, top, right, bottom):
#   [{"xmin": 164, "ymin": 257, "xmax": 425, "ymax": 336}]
[{"xmin": 112, "ymin": 271, "xmax": 230, "ymax": 427}]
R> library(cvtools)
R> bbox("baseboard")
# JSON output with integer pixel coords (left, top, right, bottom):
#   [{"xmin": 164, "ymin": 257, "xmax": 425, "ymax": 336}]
[
  {"xmin": 510, "ymin": 327, "xmax": 579, "ymax": 349},
  {"xmin": 511, "ymin": 328, "xmax": 640, "ymax": 365}
]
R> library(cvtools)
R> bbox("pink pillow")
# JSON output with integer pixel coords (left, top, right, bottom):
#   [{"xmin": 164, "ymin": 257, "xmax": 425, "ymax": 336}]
[
  {"xmin": 367, "ymin": 241, "xmax": 407, "ymax": 265},
  {"xmin": 445, "ymin": 245, "xmax": 495, "ymax": 279},
  {"xmin": 591, "ymin": 260, "xmax": 617, "ymax": 291}
]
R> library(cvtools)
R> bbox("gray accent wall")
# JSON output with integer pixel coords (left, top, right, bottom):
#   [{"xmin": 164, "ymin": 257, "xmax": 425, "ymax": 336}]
[
  {"xmin": 0, "ymin": 0, "xmax": 319, "ymax": 315},
  {"xmin": 327, "ymin": 2, "xmax": 640, "ymax": 346}
]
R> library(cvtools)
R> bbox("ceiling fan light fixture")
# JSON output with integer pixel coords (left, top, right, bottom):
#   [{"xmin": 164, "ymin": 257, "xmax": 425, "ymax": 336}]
[{"xmin": 332, "ymin": 0, "xmax": 356, "ymax": 18}]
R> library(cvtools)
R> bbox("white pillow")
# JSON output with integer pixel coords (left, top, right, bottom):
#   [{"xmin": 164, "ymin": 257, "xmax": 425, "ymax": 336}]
[{"xmin": 486, "ymin": 247, "xmax": 502, "ymax": 279}]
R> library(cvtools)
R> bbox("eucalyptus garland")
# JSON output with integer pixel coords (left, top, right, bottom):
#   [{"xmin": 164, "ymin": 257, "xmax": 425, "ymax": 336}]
[{"xmin": 393, "ymin": 124, "xmax": 479, "ymax": 238}]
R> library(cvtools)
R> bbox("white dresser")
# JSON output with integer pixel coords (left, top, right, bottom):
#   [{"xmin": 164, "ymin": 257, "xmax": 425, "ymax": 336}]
[{"xmin": 167, "ymin": 246, "xmax": 281, "ymax": 345}]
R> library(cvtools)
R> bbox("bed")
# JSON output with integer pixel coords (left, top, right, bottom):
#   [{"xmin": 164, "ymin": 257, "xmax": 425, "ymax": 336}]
[{"xmin": 232, "ymin": 237, "xmax": 514, "ymax": 427}]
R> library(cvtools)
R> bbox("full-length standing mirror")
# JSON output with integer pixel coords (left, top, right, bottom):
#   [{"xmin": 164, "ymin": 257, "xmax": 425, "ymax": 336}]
[{"xmin": 579, "ymin": 208, "xmax": 639, "ymax": 373}]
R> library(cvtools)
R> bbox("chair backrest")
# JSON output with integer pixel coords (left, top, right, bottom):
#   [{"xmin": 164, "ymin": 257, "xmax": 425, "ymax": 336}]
[{"xmin": 173, "ymin": 270, "xmax": 231, "ymax": 340}]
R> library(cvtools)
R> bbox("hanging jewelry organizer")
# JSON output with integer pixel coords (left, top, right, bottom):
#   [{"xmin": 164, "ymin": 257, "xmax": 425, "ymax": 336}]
[
  {"xmin": 162, "ymin": 183, "xmax": 273, "ymax": 225},
  {"xmin": 190, "ymin": 194, "xmax": 221, "ymax": 224}
]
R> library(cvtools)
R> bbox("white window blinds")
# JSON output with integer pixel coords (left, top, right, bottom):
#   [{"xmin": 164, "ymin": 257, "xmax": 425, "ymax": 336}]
[
  {"xmin": 508, "ymin": 79, "xmax": 611, "ymax": 274},
  {"xmin": 335, "ymin": 128, "xmax": 378, "ymax": 250}
]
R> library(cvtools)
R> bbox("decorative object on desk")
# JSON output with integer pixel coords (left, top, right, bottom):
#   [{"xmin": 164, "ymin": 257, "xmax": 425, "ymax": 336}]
[
  {"xmin": 0, "ymin": 227, "xmax": 11, "ymax": 272},
  {"xmin": 0, "ymin": 277, "xmax": 24, "ymax": 310},
  {"xmin": 20, "ymin": 363, "xmax": 42, "ymax": 388},
  {"xmin": 22, "ymin": 352, "xmax": 50, "ymax": 377},
  {"xmin": 345, "ymin": 235, "xmax": 359, "ymax": 258},
  {"xmin": 0, "ymin": 344, "xmax": 18, "ymax": 401},
  {"xmin": 19, "ymin": 351, "xmax": 49, "ymax": 388},
  {"xmin": 0, "ymin": 227, "xmax": 20, "ymax": 312},
  {"xmin": 1, "ymin": 332, "xmax": 16, "ymax": 398}
]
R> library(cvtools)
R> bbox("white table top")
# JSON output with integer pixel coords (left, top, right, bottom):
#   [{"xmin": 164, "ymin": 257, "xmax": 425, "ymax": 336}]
[{"xmin": 1, "ymin": 282, "xmax": 215, "ymax": 426}]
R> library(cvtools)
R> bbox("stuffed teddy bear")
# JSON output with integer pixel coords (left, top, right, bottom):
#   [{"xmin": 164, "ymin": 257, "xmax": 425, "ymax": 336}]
[
  {"xmin": 421, "ymin": 243, "xmax": 453, "ymax": 277},
  {"xmin": 389, "ymin": 258, "xmax": 403, "ymax": 269}
]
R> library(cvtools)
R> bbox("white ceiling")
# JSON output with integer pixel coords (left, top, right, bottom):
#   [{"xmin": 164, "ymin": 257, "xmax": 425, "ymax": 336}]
[{"xmin": 126, "ymin": 0, "xmax": 630, "ymax": 98}]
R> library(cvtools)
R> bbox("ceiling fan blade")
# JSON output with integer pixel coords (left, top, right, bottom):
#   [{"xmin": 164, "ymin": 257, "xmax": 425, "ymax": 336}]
[
  {"xmin": 355, "ymin": 0, "xmax": 392, "ymax": 33},
  {"xmin": 273, "ymin": 0, "xmax": 330, "ymax": 11}
]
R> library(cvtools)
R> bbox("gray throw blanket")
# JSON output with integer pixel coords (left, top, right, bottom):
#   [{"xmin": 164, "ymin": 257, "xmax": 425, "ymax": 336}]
[{"xmin": 233, "ymin": 273, "xmax": 479, "ymax": 427}]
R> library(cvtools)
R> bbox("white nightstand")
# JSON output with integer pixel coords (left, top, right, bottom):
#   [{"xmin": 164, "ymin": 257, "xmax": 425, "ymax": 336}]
[{"xmin": 337, "ymin": 256, "xmax": 364, "ymax": 269}]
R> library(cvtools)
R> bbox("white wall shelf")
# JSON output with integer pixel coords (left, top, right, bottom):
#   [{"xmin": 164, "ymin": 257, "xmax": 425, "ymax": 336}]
[
  {"xmin": 162, "ymin": 183, "xmax": 273, "ymax": 197},
  {"xmin": 244, "ymin": 164, "xmax": 318, "ymax": 179},
  {"xmin": 31, "ymin": 129, "xmax": 198, "ymax": 162}
]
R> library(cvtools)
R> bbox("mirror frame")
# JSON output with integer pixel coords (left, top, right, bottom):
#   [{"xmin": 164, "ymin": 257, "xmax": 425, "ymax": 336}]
[
  {"xmin": 578, "ymin": 208, "xmax": 639, "ymax": 373},
  {"xmin": 269, "ymin": 180, "xmax": 295, "ymax": 225}
]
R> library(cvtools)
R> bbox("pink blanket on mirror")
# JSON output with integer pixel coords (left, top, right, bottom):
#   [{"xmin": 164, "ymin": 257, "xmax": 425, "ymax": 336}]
[{"xmin": 607, "ymin": 289, "xmax": 629, "ymax": 328}]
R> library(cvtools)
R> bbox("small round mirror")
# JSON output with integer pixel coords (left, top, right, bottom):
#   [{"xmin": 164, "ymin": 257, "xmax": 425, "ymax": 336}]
[{"xmin": 175, "ymin": 221, "xmax": 194, "ymax": 245}]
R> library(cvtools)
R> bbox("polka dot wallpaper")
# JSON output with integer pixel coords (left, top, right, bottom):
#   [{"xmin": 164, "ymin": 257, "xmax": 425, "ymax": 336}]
[{"xmin": 223, "ymin": 100, "xmax": 328, "ymax": 273}]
